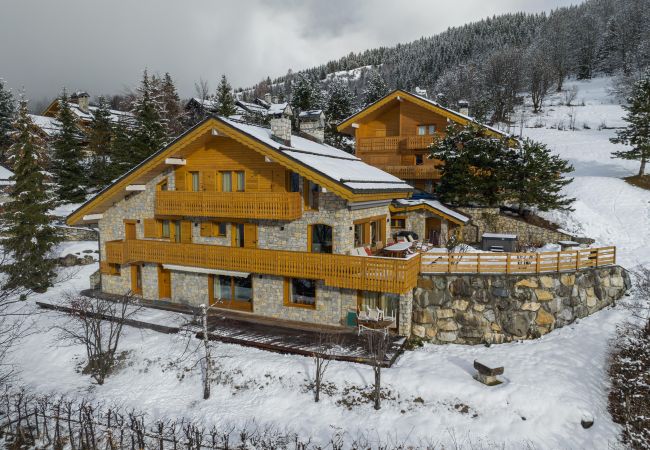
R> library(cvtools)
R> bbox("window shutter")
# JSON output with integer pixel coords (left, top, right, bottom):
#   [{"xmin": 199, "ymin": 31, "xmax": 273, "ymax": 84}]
[
  {"xmin": 203, "ymin": 171, "xmax": 216, "ymax": 191},
  {"xmin": 143, "ymin": 218, "xmax": 159, "ymax": 238},
  {"xmin": 181, "ymin": 221, "xmax": 192, "ymax": 243},
  {"xmin": 200, "ymin": 222, "xmax": 212, "ymax": 237}
]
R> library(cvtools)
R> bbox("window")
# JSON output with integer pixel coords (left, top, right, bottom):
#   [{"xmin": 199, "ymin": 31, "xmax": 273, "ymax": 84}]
[
  {"xmin": 233, "ymin": 223, "xmax": 244, "ymax": 247},
  {"xmin": 236, "ymin": 171, "xmax": 245, "ymax": 192},
  {"xmin": 418, "ymin": 124, "xmax": 436, "ymax": 135},
  {"xmin": 310, "ymin": 224, "xmax": 333, "ymax": 253},
  {"xmin": 288, "ymin": 172, "xmax": 300, "ymax": 192},
  {"xmin": 417, "ymin": 125, "xmax": 426, "ymax": 136},
  {"xmin": 215, "ymin": 222, "xmax": 227, "ymax": 236},
  {"xmin": 286, "ymin": 278, "xmax": 316, "ymax": 307},
  {"xmin": 358, "ymin": 291, "xmax": 399, "ymax": 328},
  {"xmin": 305, "ymin": 180, "xmax": 319, "ymax": 210},
  {"xmin": 415, "ymin": 154, "xmax": 424, "ymax": 165},
  {"xmin": 173, "ymin": 221, "xmax": 181, "ymax": 243},
  {"xmin": 391, "ymin": 216, "xmax": 406, "ymax": 229},
  {"xmin": 429, "ymin": 125, "xmax": 436, "ymax": 135},
  {"xmin": 221, "ymin": 171, "xmax": 232, "ymax": 192},
  {"xmin": 190, "ymin": 172, "xmax": 200, "ymax": 192},
  {"xmin": 354, "ymin": 223, "xmax": 365, "ymax": 248},
  {"xmin": 161, "ymin": 220, "xmax": 170, "ymax": 238},
  {"xmin": 158, "ymin": 179, "xmax": 168, "ymax": 191},
  {"xmin": 211, "ymin": 275, "xmax": 253, "ymax": 311}
]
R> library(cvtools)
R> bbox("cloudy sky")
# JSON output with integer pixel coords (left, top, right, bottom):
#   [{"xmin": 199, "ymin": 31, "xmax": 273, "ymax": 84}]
[{"xmin": 0, "ymin": 0, "xmax": 579, "ymax": 104}]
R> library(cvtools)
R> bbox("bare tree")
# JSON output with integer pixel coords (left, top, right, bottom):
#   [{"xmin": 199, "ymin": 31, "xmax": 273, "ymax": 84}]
[
  {"xmin": 526, "ymin": 45, "xmax": 553, "ymax": 113},
  {"xmin": 311, "ymin": 332, "xmax": 341, "ymax": 402},
  {"xmin": 363, "ymin": 329, "xmax": 390, "ymax": 410},
  {"xmin": 55, "ymin": 291, "xmax": 141, "ymax": 385},
  {"xmin": 199, "ymin": 304, "xmax": 212, "ymax": 400},
  {"xmin": 563, "ymin": 85, "xmax": 579, "ymax": 107}
]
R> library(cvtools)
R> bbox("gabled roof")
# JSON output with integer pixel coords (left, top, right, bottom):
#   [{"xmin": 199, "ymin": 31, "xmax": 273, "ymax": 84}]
[
  {"xmin": 28, "ymin": 114, "xmax": 61, "ymax": 137},
  {"xmin": 337, "ymin": 89, "xmax": 508, "ymax": 138},
  {"xmin": 67, "ymin": 116, "xmax": 412, "ymax": 226},
  {"xmin": 390, "ymin": 198, "xmax": 470, "ymax": 225},
  {"xmin": 42, "ymin": 99, "xmax": 132, "ymax": 125}
]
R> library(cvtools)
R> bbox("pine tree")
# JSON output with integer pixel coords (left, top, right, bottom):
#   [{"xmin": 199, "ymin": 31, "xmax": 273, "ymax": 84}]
[
  {"xmin": 130, "ymin": 69, "xmax": 168, "ymax": 167},
  {"xmin": 0, "ymin": 79, "xmax": 15, "ymax": 164},
  {"xmin": 159, "ymin": 72, "xmax": 184, "ymax": 136},
  {"xmin": 2, "ymin": 96, "xmax": 60, "ymax": 292},
  {"xmin": 509, "ymin": 138, "xmax": 575, "ymax": 213},
  {"xmin": 611, "ymin": 70, "xmax": 650, "ymax": 176},
  {"xmin": 290, "ymin": 73, "xmax": 322, "ymax": 114},
  {"xmin": 87, "ymin": 97, "xmax": 114, "ymax": 190},
  {"xmin": 109, "ymin": 116, "xmax": 134, "ymax": 180},
  {"xmin": 51, "ymin": 89, "xmax": 87, "ymax": 203},
  {"xmin": 215, "ymin": 75, "xmax": 237, "ymax": 117},
  {"xmin": 362, "ymin": 69, "xmax": 389, "ymax": 106},
  {"xmin": 324, "ymin": 79, "xmax": 356, "ymax": 149}
]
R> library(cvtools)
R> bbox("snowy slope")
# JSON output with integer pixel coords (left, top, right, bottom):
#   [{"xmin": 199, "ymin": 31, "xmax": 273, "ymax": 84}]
[{"xmin": 6, "ymin": 76, "xmax": 647, "ymax": 449}]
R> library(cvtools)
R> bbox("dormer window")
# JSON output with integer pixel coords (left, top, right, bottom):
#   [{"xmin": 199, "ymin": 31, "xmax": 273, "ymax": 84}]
[{"xmin": 417, "ymin": 124, "xmax": 436, "ymax": 135}]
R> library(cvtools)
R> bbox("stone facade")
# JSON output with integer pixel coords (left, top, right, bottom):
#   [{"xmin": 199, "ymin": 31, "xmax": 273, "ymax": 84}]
[
  {"xmin": 457, "ymin": 207, "xmax": 576, "ymax": 246},
  {"xmin": 400, "ymin": 209, "xmax": 450, "ymax": 243},
  {"xmin": 411, "ymin": 265, "xmax": 630, "ymax": 344}
]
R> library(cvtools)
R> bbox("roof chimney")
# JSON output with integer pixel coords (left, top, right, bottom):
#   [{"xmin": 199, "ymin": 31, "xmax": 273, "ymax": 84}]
[
  {"xmin": 458, "ymin": 100, "xmax": 469, "ymax": 117},
  {"xmin": 270, "ymin": 109, "xmax": 292, "ymax": 146},
  {"xmin": 264, "ymin": 92, "xmax": 272, "ymax": 105},
  {"xmin": 298, "ymin": 110, "xmax": 325, "ymax": 143}
]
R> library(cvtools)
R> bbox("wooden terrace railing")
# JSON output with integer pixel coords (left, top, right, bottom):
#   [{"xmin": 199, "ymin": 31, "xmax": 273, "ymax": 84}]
[
  {"xmin": 420, "ymin": 247, "xmax": 616, "ymax": 274},
  {"xmin": 357, "ymin": 135, "xmax": 441, "ymax": 153},
  {"xmin": 105, "ymin": 239, "xmax": 421, "ymax": 294},
  {"xmin": 155, "ymin": 191, "xmax": 303, "ymax": 220},
  {"xmin": 377, "ymin": 165, "xmax": 442, "ymax": 180}
]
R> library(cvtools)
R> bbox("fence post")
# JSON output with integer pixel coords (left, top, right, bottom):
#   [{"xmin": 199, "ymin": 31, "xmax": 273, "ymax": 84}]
[
  {"xmin": 535, "ymin": 253, "xmax": 541, "ymax": 273},
  {"xmin": 575, "ymin": 250, "xmax": 580, "ymax": 270}
]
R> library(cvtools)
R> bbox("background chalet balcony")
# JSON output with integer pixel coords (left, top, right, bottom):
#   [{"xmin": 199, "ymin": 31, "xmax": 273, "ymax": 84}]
[
  {"xmin": 155, "ymin": 191, "xmax": 303, "ymax": 220},
  {"xmin": 105, "ymin": 239, "xmax": 420, "ymax": 294},
  {"xmin": 378, "ymin": 165, "xmax": 441, "ymax": 180},
  {"xmin": 357, "ymin": 135, "xmax": 440, "ymax": 153}
]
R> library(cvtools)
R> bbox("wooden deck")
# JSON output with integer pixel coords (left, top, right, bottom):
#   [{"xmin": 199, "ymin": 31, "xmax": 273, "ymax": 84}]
[{"xmin": 71, "ymin": 289, "xmax": 406, "ymax": 367}]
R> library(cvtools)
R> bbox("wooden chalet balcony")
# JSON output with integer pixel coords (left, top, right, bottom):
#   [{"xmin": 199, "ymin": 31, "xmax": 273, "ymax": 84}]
[
  {"xmin": 105, "ymin": 239, "xmax": 421, "ymax": 294},
  {"xmin": 155, "ymin": 191, "xmax": 303, "ymax": 220},
  {"xmin": 377, "ymin": 165, "xmax": 442, "ymax": 180},
  {"xmin": 357, "ymin": 135, "xmax": 440, "ymax": 153}
]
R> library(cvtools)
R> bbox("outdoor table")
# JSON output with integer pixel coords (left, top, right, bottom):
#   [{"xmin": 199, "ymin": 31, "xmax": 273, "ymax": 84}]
[{"xmin": 382, "ymin": 241, "xmax": 412, "ymax": 258}]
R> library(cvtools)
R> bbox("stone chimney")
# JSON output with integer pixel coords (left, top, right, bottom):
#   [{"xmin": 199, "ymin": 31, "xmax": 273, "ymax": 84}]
[
  {"xmin": 298, "ymin": 110, "xmax": 325, "ymax": 143},
  {"xmin": 264, "ymin": 92, "xmax": 272, "ymax": 105},
  {"xmin": 458, "ymin": 100, "xmax": 470, "ymax": 117},
  {"xmin": 76, "ymin": 92, "xmax": 90, "ymax": 113},
  {"xmin": 270, "ymin": 110, "xmax": 292, "ymax": 146}
]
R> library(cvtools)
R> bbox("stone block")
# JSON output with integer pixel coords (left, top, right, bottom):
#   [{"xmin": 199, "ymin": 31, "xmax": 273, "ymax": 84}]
[
  {"xmin": 491, "ymin": 323, "xmax": 502, "ymax": 332},
  {"xmin": 610, "ymin": 275, "xmax": 624, "ymax": 288},
  {"xmin": 437, "ymin": 331, "xmax": 458, "ymax": 342},
  {"xmin": 515, "ymin": 278, "xmax": 538, "ymax": 288},
  {"xmin": 536, "ymin": 308, "xmax": 555, "ymax": 327},
  {"xmin": 534, "ymin": 289, "xmax": 554, "ymax": 301},
  {"xmin": 473, "ymin": 304, "xmax": 485, "ymax": 312},
  {"xmin": 483, "ymin": 309, "xmax": 496, "ymax": 323},
  {"xmin": 436, "ymin": 308, "xmax": 454, "ymax": 319},
  {"xmin": 521, "ymin": 302, "xmax": 540, "ymax": 312},
  {"xmin": 560, "ymin": 274, "xmax": 575, "ymax": 286},
  {"xmin": 502, "ymin": 312, "xmax": 531, "ymax": 336},
  {"xmin": 413, "ymin": 309, "xmax": 435, "ymax": 324},
  {"xmin": 452, "ymin": 299, "xmax": 469, "ymax": 311},
  {"xmin": 492, "ymin": 287, "xmax": 510, "ymax": 298},
  {"xmin": 418, "ymin": 277, "xmax": 434, "ymax": 289},
  {"xmin": 437, "ymin": 319, "xmax": 459, "ymax": 331},
  {"xmin": 412, "ymin": 325, "xmax": 426, "ymax": 338},
  {"xmin": 426, "ymin": 327, "xmax": 437, "ymax": 338},
  {"xmin": 586, "ymin": 296, "xmax": 598, "ymax": 308},
  {"xmin": 539, "ymin": 276, "xmax": 555, "ymax": 288}
]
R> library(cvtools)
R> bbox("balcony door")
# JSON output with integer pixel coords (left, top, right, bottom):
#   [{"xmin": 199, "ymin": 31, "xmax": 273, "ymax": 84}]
[
  {"xmin": 125, "ymin": 220, "xmax": 136, "ymax": 240},
  {"xmin": 158, "ymin": 266, "xmax": 171, "ymax": 299},
  {"xmin": 232, "ymin": 222, "xmax": 257, "ymax": 248}
]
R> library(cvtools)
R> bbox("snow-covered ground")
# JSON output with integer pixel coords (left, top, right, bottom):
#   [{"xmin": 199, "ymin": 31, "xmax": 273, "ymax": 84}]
[{"xmin": 6, "ymin": 76, "xmax": 648, "ymax": 449}]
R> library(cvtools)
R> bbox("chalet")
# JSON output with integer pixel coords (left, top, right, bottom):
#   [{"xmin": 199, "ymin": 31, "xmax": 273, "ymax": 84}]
[
  {"xmin": 337, "ymin": 89, "xmax": 507, "ymax": 194},
  {"xmin": 185, "ymin": 97, "xmax": 292, "ymax": 122},
  {"xmin": 67, "ymin": 110, "xmax": 422, "ymax": 336},
  {"xmin": 40, "ymin": 91, "xmax": 132, "ymax": 129}
]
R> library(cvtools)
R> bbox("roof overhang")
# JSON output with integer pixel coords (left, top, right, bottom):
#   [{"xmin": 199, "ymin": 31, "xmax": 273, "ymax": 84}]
[
  {"xmin": 67, "ymin": 116, "xmax": 412, "ymax": 226},
  {"xmin": 389, "ymin": 201, "xmax": 469, "ymax": 226}
]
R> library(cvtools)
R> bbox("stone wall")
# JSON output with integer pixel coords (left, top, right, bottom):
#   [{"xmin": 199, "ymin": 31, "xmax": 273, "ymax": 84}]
[
  {"xmin": 457, "ymin": 207, "xmax": 574, "ymax": 246},
  {"xmin": 400, "ymin": 209, "xmax": 450, "ymax": 243},
  {"xmin": 56, "ymin": 225, "xmax": 98, "ymax": 241},
  {"xmin": 412, "ymin": 265, "xmax": 630, "ymax": 344}
]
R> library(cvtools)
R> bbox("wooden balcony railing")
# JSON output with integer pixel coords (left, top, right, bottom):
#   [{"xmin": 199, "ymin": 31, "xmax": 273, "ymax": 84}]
[
  {"xmin": 155, "ymin": 191, "xmax": 303, "ymax": 220},
  {"xmin": 420, "ymin": 247, "xmax": 616, "ymax": 274},
  {"xmin": 105, "ymin": 240, "xmax": 421, "ymax": 294},
  {"xmin": 377, "ymin": 165, "xmax": 442, "ymax": 180},
  {"xmin": 357, "ymin": 135, "xmax": 440, "ymax": 153}
]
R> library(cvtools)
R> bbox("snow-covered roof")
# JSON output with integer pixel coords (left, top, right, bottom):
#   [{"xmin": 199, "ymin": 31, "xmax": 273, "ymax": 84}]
[
  {"xmin": 267, "ymin": 102, "xmax": 290, "ymax": 116},
  {"xmin": 482, "ymin": 233, "xmax": 517, "ymax": 239},
  {"xmin": 29, "ymin": 114, "xmax": 61, "ymax": 136},
  {"xmin": 221, "ymin": 117, "xmax": 412, "ymax": 193},
  {"xmin": 298, "ymin": 109, "xmax": 324, "ymax": 119},
  {"xmin": 393, "ymin": 198, "xmax": 470, "ymax": 224},
  {"xmin": 0, "ymin": 164, "xmax": 14, "ymax": 186}
]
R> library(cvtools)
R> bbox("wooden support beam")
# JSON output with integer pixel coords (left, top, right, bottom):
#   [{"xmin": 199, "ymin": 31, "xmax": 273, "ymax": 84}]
[
  {"xmin": 164, "ymin": 157, "xmax": 186, "ymax": 165},
  {"xmin": 125, "ymin": 184, "xmax": 146, "ymax": 192}
]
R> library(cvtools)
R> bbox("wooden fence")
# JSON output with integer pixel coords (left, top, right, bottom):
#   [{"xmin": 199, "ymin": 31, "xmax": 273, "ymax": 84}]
[{"xmin": 420, "ymin": 246, "xmax": 616, "ymax": 274}]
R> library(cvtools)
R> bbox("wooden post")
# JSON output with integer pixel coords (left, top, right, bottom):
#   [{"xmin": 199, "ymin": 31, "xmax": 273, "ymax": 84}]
[
  {"xmin": 535, "ymin": 253, "xmax": 541, "ymax": 273},
  {"xmin": 506, "ymin": 253, "xmax": 511, "ymax": 274},
  {"xmin": 575, "ymin": 250, "xmax": 580, "ymax": 270}
]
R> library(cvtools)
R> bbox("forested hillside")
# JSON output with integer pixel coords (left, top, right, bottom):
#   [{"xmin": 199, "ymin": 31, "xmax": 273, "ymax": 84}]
[{"xmin": 244, "ymin": 0, "xmax": 650, "ymax": 123}]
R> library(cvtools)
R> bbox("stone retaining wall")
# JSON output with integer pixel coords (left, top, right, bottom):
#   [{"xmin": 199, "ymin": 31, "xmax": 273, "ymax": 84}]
[
  {"xmin": 412, "ymin": 265, "xmax": 630, "ymax": 344},
  {"xmin": 457, "ymin": 207, "xmax": 575, "ymax": 246}
]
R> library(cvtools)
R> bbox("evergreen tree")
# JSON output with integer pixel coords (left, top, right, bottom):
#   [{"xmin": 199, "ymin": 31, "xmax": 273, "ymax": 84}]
[
  {"xmin": 362, "ymin": 69, "xmax": 389, "ymax": 106},
  {"xmin": 159, "ymin": 72, "xmax": 184, "ymax": 136},
  {"xmin": 51, "ymin": 89, "xmax": 87, "ymax": 203},
  {"xmin": 430, "ymin": 124, "xmax": 512, "ymax": 207},
  {"xmin": 87, "ymin": 97, "xmax": 114, "ymax": 190},
  {"xmin": 508, "ymin": 138, "xmax": 575, "ymax": 213},
  {"xmin": 215, "ymin": 75, "xmax": 237, "ymax": 117},
  {"xmin": 108, "ymin": 117, "xmax": 134, "ymax": 180},
  {"xmin": 2, "ymin": 96, "xmax": 60, "ymax": 292},
  {"xmin": 290, "ymin": 73, "xmax": 322, "ymax": 114},
  {"xmin": 0, "ymin": 79, "xmax": 15, "ymax": 164},
  {"xmin": 130, "ymin": 69, "xmax": 168, "ymax": 167},
  {"xmin": 324, "ymin": 79, "xmax": 356, "ymax": 149},
  {"xmin": 611, "ymin": 71, "xmax": 650, "ymax": 176}
]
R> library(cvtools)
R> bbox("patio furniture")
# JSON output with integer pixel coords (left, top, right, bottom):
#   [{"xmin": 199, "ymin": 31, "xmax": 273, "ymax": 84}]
[{"xmin": 383, "ymin": 241, "xmax": 412, "ymax": 258}]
